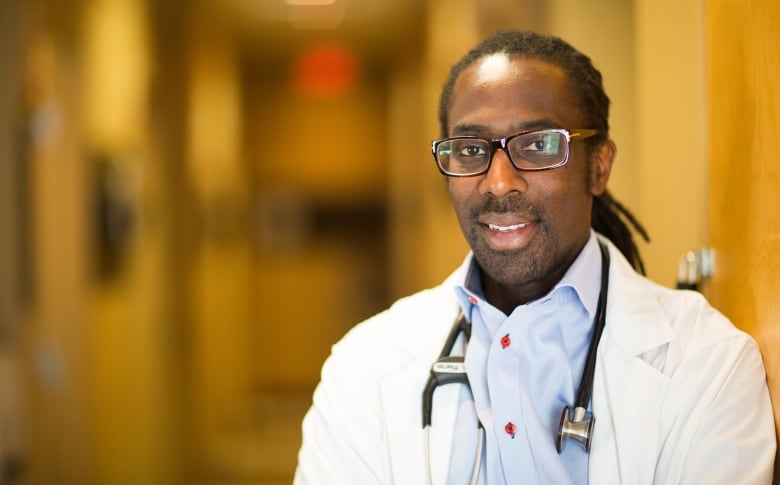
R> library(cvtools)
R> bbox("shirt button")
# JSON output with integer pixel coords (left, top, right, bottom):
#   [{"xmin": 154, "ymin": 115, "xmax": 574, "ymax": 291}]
[
  {"xmin": 468, "ymin": 295, "xmax": 478, "ymax": 305},
  {"xmin": 500, "ymin": 334, "xmax": 511, "ymax": 348},
  {"xmin": 505, "ymin": 422, "xmax": 517, "ymax": 439}
]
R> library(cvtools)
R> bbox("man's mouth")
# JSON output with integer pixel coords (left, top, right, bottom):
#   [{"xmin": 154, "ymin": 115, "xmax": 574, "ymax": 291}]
[
  {"xmin": 477, "ymin": 217, "xmax": 537, "ymax": 251},
  {"xmin": 486, "ymin": 222, "xmax": 531, "ymax": 232}
]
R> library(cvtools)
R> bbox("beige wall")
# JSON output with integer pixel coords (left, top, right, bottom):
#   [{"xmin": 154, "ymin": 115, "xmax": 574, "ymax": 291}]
[
  {"xmin": 0, "ymin": 0, "xmax": 26, "ymax": 479},
  {"xmin": 21, "ymin": 16, "xmax": 93, "ymax": 485},
  {"xmin": 634, "ymin": 0, "xmax": 708, "ymax": 287},
  {"xmin": 0, "ymin": 0, "xmax": 20, "ymax": 338}
]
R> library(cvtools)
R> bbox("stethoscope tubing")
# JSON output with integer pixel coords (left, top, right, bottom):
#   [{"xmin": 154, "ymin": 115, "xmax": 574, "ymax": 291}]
[
  {"xmin": 424, "ymin": 423, "xmax": 484, "ymax": 485},
  {"xmin": 574, "ymin": 241, "xmax": 610, "ymax": 410}
]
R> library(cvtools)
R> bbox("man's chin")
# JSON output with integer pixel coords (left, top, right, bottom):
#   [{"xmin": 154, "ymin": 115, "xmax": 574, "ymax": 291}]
[{"xmin": 474, "ymin": 249, "xmax": 547, "ymax": 287}]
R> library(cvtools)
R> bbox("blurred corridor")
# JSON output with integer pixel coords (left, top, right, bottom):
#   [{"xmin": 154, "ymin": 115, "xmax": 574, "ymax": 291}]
[
  {"xmin": 0, "ymin": 0, "xmax": 489, "ymax": 482},
  {"xmin": 1, "ymin": 0, "xmax": 778, "ymax": 483}
]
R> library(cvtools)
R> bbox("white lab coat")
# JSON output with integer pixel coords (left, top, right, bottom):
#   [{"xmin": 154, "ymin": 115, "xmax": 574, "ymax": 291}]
[{"xmin": 295, "ymin": 237, "xmax": 776, "ymax": 484}]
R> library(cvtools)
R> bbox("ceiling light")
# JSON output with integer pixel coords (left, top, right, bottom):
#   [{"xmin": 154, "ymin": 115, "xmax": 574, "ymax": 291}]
[
  {"xmin": 285, "ymin": 0, "xmax": 336, "ymax": 5},
  {"xmin": 287, "ymin": 0, "xmax": 345, "ymax": 29}
]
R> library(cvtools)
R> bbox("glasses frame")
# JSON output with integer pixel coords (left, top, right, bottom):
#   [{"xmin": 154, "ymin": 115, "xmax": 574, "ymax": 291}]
[{"xmin": 431, "ymin": 128, "xmax": 599, "ymax": 177}]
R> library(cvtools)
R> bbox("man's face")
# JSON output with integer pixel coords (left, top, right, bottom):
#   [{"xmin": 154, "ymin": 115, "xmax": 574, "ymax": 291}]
[{"xmin": 446, "ymin": 54, "xmax": 612, "ymax": 300}]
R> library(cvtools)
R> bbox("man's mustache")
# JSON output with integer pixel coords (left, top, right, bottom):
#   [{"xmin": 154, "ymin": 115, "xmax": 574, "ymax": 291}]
[{"xmin": 470, "ymin": 194, "xmax": 544, "ymax": 219}]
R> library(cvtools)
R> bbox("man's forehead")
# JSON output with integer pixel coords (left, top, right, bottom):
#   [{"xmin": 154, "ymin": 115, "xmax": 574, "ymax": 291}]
[
  {"xmin": 453, "ymin": 54, "xmax": 571, "ymax": 107},
  {"xmin": 449, "ymin": 55, "xmax": 579, "ymax": 133},
  {"xmin": 469, "ymin": 53, "xmax": 515, "ymax": 85}
]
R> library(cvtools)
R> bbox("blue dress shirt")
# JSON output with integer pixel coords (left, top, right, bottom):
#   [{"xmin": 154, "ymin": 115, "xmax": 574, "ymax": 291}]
[{"xmin": 446, "ymin": 232, "xmax": 603, "ymax": 484}]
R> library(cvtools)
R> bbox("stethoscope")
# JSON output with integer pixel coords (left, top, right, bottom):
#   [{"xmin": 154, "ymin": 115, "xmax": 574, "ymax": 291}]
[{"xmin": 421, "ymin": 240, "xmax": 610, "ymax": 484}]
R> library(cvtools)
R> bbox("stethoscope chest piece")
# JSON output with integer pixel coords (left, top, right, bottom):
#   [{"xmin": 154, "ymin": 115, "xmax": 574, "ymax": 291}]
[{"xmin": 556, "ymin": 406, "xmax": 594, "ymax": 453}]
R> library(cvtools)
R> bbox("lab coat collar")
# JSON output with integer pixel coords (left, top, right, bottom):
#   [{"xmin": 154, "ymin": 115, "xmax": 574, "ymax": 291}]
[{"xmin": 598, "ymin": 235, "xmax": 675, "ymax": 356}]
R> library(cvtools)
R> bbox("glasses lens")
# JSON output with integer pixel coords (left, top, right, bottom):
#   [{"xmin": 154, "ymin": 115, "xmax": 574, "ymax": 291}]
[
  {"xmin": 437, "ymin": 138, "xmax": 490, "ymax": 175},
  {"xmin": 508, "ymin": 131, "xmax": 567, "ymax": 168}
]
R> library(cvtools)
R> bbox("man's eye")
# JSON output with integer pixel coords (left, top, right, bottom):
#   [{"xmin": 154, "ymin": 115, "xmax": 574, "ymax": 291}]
[
  {"xmin": 522, "ymin": 139, "xmax": 550, "ymax": 153},
  {"xmin": 520, "ymin": 133, "xmax": 560, "ymax": 155},
  {"xmin": 457, "ymin": 145, "xmax": 488, "ymax": 157}
]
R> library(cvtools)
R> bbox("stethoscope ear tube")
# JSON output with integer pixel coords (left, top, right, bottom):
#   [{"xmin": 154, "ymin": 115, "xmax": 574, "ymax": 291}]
[
  {"xmin": 422, "ymin": 311, "xmax": 469, "ymax": 428},
  {"xmin": 574, "ymin": 241, "xmax": 610, "ymax": 411},
  {"xmin": 422, "ymin": 378, "xmax": 436, "ymax": 428},
  {"xmin": 423, "ymin": 310, "xmax": 477, "ymax": 484}
]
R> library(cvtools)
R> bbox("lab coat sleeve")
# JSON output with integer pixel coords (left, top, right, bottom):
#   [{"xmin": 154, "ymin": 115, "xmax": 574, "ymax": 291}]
[
  {"xmin": 668, "ymin": 334, "xmax": 776, "ymax": 484},
  {"xmin": 294, "ymin": 325, "xmax": 391, "ymax": 485}
]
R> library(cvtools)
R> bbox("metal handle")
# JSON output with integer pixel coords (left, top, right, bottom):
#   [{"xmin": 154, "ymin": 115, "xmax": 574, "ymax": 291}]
[{"xmin": 677, "ymin": 248, "xmax": 713, "ymax": 291}]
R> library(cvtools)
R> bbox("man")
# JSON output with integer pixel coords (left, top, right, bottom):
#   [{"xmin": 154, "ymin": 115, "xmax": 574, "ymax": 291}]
[{"xmin": 294, "ymin": 30, "xmax": 775, "ymax": 484}]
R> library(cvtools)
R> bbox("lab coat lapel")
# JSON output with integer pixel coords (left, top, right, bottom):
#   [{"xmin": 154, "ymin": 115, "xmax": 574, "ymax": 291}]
[
  {"xmin": 589, "ymin": 241, "xmax": 674, "ymax": 485},
  {"xmin": 379, "ymin": 284, "xmax": 463, "ymax": 485},
  {"xmin": 381, "ymin": 364, "xmax": 461, "ymax": 484}
]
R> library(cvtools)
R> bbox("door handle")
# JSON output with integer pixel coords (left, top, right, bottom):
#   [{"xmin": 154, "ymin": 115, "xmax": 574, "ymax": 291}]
[{"xmin": 676, "ymin": 248, "xmax": 713, "ymax": 291}]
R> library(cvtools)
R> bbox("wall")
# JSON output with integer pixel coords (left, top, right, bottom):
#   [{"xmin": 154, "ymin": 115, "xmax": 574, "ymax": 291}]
[
  {"xmin": 634, "ymin": 0, "xmax": 709, "ymax": 286},
  {"xmin": 18, "ymin": 6, "xmax": 93, "ymax": 483},
  {"xmin": 705, "ymin": 0, "xmax": 780, "ymax": 478},
  {"xmin": 0, "ymin": 0, "xmax": 26, "ymax": 480},
  {"xmin": 83, "ymin": 0, "xmax": 182, "ymax": 482}
]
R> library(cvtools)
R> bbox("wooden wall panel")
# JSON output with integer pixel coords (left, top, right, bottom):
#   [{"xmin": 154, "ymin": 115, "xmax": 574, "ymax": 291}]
[{"xmin": 705, "ymin": 0, "xmax": 780, "ymax": 479}]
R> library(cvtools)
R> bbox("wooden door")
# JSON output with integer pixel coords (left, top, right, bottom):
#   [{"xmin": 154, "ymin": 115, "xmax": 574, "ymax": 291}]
[{"xmin": 705, "ymin": 0, "xmax": 779, "ymax": 479}]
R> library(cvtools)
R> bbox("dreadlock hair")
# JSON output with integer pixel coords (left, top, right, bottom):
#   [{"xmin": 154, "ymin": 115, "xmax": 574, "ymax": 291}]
[{"xmin": 438, "ymin": 30, "xmax": 650, "ymax": 274}]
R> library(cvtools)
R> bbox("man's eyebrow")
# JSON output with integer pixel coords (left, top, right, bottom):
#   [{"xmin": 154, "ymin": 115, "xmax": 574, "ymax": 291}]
[
  {"xmin": 516, "ymin": 119, "xmax": 560, "ymax": 131},
  {"xmin": 451, "ymin": 123, "xmax": 488, "ymax": 135},
  {"xmin": 450, "ymin": 119, "xmax": 561, "ymax": 136}
]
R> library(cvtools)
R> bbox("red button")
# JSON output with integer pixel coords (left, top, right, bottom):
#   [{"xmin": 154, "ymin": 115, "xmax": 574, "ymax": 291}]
[
  {"xmin": 468, "ymin": 295, "xmax": 478, "ymax": 305},
  {"xmin": 505, "ymin": 422, "xmax": 516, "ymax": 439},
  {"xmin": 500, "ymin": 334, "xmax": 511, "ymax": 348}
]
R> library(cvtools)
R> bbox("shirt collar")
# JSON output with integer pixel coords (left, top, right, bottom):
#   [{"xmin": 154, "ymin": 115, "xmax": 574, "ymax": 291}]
[
  {"xmin": 457, "ymin": 230, "xmax": 603, "ymax": 320},
  {"xmin": 555, "ymin": 230, "xmax": 603, "ymax": 319}
]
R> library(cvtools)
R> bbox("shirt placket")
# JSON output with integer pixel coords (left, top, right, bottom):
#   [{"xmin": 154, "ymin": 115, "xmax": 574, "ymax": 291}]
[{"xmin": 486, "ymin": 311, "xmax": 534, "ymax": 484}]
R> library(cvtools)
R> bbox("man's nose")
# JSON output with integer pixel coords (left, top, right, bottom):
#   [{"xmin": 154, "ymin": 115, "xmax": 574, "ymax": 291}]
[{"xmin": 479, "ymin": 149, "xmax": 529, "ymax": 197}]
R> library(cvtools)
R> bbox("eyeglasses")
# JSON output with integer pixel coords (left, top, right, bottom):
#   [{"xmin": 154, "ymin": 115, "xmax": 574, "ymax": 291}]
[{"xmin": 431, "ymin": 128, "xmax": 598, "ymax": 177}]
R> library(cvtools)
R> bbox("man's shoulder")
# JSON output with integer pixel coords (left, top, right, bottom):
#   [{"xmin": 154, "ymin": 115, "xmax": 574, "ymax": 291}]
[
  {"xmin": 605, "ymin": 242, "xmax": 739, "ymax": 338},
  {"xmin": 635, "ymin": 274, "xmax": 748, "ymax": 347},
  {"xmin": 606, "ymin": 245, "xmax": 756, "ymax": 368},
  {"xmin": 621, "ymin": 271, "xmax": 761, "ymax": 386}
]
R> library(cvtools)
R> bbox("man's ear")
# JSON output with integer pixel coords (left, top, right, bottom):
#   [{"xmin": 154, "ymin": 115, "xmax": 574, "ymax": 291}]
[{"xmin": 589, "ymin": 139, "xmax": 615, "ymax": 196}]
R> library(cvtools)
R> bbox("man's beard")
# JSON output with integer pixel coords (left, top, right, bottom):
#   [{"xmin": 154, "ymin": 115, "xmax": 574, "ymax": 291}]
[{"xmin": 464, "ymin": 194, "xmax": 560, "ymax": 287}]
